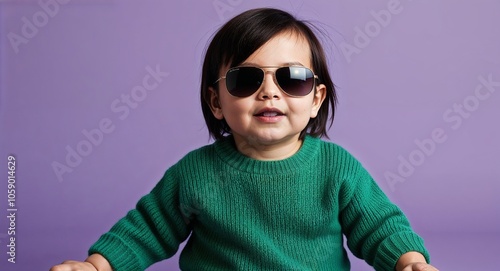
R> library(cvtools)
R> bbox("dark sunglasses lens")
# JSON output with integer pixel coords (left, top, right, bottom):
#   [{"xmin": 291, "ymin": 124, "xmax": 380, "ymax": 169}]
[
  {"xmin": 275, "ymin": 67, "xmax": 315, "ymax": 96},
  {"xmin": 226, "ymin": 67, "xmax": 264, "ymax": 97}
]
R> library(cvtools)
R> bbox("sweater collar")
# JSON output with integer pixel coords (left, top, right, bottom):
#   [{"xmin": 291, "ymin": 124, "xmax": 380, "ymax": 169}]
[{"xmin": 214, "ymin": 135, "xmax": 320, "ymax": 174}]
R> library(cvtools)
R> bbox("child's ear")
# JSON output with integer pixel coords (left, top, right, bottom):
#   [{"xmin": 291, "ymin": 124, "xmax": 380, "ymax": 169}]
[
  {"xmin": 208, "ymin": 87, "xmax": 224, "ymax": 120},
  {"xmin": 310, "ymin": 83, "xmax": 327, "ymax": 118}
]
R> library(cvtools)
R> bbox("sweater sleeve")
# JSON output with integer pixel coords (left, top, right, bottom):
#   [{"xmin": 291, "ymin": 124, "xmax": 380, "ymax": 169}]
[
  {"xmin": 338, "ymin": 158, "xmax": 430, "ymax": 271},
  {"xmin": 88, "ymin": 168, "xmax": 191, "ymax": 271}
]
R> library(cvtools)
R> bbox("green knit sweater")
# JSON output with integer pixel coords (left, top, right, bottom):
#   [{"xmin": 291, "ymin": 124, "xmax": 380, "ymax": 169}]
[{"xmin": 89, "ymin": 135, "xmax": 429, "ymax": 270}]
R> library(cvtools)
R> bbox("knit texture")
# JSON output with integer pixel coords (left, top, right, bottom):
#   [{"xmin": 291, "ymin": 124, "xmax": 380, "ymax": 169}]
[{"xmin": 89, "ymin": 135, "xmax": 429, "ymax": 270}]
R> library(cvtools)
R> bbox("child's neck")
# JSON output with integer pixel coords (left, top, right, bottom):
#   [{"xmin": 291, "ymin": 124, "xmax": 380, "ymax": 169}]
[{"xmin": 232, "ymin": 134, "xmax": 303, "ymax": 161}]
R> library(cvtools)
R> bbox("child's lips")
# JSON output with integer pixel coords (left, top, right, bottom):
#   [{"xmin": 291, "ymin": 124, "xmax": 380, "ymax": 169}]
[
  {"xmin": 254, "ymin": 107, "xmax": 285, "ymax": 116},
  {"xmin": 254, "ymin": 108, "xmax": 285, "ymax": 123}
]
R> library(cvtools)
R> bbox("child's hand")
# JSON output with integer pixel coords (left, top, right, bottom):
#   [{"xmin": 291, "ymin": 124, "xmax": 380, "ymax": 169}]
[
  {"xmin": 49, "ymin": 260, "xmax": 97, "ymax": 271},
  {"xmin": 396, "ymin": 252, "xmax": 439, "ymax": 271},
  {"xmin": 50, "ymin": 254, "xmax": 111, "ymax": 271},
  {"xmin": 400, "ymin": 262, "xmax": 439, "ymax": 271}
]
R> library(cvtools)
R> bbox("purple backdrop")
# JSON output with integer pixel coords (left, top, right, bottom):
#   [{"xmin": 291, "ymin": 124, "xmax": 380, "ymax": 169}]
[{"xmin": 1, "ymin": 0, "xmax": 499, "ymax": 270}]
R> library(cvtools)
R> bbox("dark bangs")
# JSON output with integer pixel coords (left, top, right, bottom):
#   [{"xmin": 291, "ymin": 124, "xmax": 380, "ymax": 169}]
[{"xmin": 200, "ymin": 8, "xmax": 337, "ymax": 140}]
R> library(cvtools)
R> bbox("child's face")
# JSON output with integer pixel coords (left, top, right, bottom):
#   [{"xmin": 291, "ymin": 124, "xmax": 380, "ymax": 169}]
[{"xmin": 209, "ymin": 32, "xmax": 326, "ymax": 158}]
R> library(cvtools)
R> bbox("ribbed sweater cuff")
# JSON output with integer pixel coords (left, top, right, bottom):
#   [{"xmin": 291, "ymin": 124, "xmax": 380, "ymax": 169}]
[
  {"xmin": 88, "ymin": 233, "xmax": 143, "ymax": 271},
  {"xmin": 373, "ymin": 232, "xmax": 430, "ymax": 271}
]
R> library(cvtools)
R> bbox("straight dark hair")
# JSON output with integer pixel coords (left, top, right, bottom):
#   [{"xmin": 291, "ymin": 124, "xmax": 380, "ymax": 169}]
[{"xmin": 200, "ymin": 8, "xmax": 337, "ymax": 140}]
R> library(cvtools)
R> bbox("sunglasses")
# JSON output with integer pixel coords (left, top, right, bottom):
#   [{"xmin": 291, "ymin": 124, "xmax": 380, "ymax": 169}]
[{"xmin": 214, "ymin": 65, "xmax": 319, "ymax": 97}]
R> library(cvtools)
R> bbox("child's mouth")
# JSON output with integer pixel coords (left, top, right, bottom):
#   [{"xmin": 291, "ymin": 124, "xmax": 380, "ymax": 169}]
[
  {"xmin": 255, "ymin": 111, "xmax": 284, "ymax": 117},
  {"xmin": 254, "ymin": 107, "xmax": 285, "ymax": 116},
  {"xmin": 254, "ymin": 108, "xmax": 285, "ymax": 122}
]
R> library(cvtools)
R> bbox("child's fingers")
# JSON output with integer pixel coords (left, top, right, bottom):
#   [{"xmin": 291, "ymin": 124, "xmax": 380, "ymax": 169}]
[
  {"xmin": 49, "ymin": 260, "xmax": 97, "ymax": 271},
  {"xmin": 417, "ymin": 263, "xmax": 439, "ymax": 271},
  {"xmin": 405, "ymin": 262, "xmax": 439, "ymax": 271}
]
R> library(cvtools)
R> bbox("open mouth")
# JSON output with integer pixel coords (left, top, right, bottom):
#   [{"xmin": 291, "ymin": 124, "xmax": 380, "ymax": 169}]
[
  {"xmin": 254, "ymin": 108, "xmax": 285, "ymax": 117},
  {"xmin": 255, "ymin": 111, "xmax": 284, "ymax": 117},
  {"xmin": 253, "ymin": 108, "xmax": 285, "ymax": 123}
]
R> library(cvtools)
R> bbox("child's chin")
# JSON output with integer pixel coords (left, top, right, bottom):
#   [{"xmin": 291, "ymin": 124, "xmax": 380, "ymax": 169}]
[{"xmin": 244, "ymin": 133, "xmax": 299, "ymax": 145}]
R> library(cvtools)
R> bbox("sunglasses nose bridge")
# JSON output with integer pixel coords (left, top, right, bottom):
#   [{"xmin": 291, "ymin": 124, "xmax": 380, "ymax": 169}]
[
  {"xmin": 263, "ymin": 70, "xmax": 277, "ymax": 84},
  {"xmin": 258, "ymin": 69, "xmax": 282, "ymax": 98}
]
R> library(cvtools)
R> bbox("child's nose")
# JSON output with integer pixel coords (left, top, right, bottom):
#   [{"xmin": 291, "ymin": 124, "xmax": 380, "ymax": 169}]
[{"xmin": 257, "ymin": 72, "xmax": 281, "ymax": 100}]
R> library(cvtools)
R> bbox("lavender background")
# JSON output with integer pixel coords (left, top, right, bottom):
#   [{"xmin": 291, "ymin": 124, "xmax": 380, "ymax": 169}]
[{"xmin": 1, "ymin": 0, "xmax": 499, "ymax": 270}]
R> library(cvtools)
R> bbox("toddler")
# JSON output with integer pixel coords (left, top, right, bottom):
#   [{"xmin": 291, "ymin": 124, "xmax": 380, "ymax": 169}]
[{"xmin": 51, "ymin": 8, "xmax": 438, "ymax": 271}]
